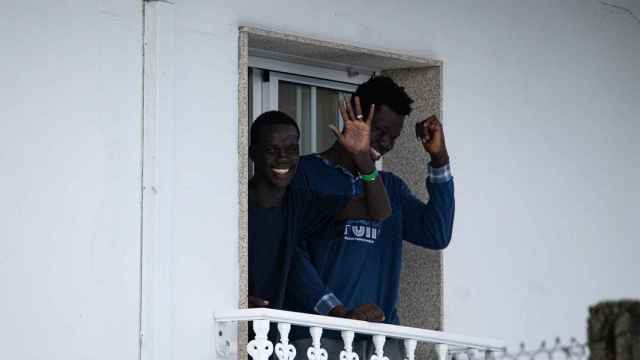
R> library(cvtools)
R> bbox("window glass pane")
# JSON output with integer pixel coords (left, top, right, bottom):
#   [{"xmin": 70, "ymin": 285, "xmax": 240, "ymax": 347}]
[
  {"xmin": 315, "ymin": 87, "xmax": 341, "ymax": 153},
  {"xmin": 278, "ymin": 81, "xmax": 312, "ymax": 155}
]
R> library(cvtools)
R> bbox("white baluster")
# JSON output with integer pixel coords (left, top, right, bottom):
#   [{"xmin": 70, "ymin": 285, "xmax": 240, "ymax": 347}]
[
  {"xmin": 307, "ymin": 327, "xmax": 328, "ymax": 360},
  {"xmin": 403, "ymin": 339, "xmax": 417, "ymax": 360},
  {"xmin": 370, "ymin": 335, "xmax": 388, "ymax": 360},
  {"xmin": 436, "ymin": 344, "xmax": 449, "ymax": 360},
  {"xmin": 247, "ymin": 320, "xmax": 273, "ymax": 360},
  {"xmin": 484, "ymin": 350, "xmax": 495, "ymax": 360},
  {"xmin": 465, "ymin": 349, "xmax": 477, "ymax": 360},
  {"xmin": 340, "ymin": 330, "xmax": 359, "ymax": 360},
  {"xmin": 275, "ymin": 323, "xmax": 297, "ymax": 360}
]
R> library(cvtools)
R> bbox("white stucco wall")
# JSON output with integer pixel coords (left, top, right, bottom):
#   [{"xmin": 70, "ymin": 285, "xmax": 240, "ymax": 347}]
[
  {"xmin": 1, "ymin": 0, "xmax": 638, "ymax": 359},
  {"xmin": 0, "ymin": 1, "xmax": 144, "ymax": 359},
  {"xmin": 182, "ymin": 0, "xmax": 640, "ymax": 349}
]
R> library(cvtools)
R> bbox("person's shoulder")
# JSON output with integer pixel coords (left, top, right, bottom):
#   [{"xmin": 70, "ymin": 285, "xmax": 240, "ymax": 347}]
[
  {"xmin": 295, "ymin": 154, "xmax": 319, "ymax": 174},
  {"xmin": 292, "ymin": 154, "xmax": 316, "ymax": 189},
  {"xmin": 380, "ymin": 170, "xmax": 406, "ymax": 188},
  {"xmin": 379, "ymin": 170, "xmax": 411, "ymax": 203},
  {"xmin": 294, "ymin": 153, "xmax": 334, "ymax": 182},
  {"xmin": 298, "ymin": 153, "xmax": 326, "ymax": 168},
  {"xmin": 298, "ymin": 153, "xmax": 317, "ymax": 162}
]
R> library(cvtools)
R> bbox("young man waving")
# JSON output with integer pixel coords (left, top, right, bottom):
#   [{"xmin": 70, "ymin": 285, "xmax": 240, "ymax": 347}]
[{"xmin": 286, "ymin": 76, "xmax": 455, "ymax": 359}]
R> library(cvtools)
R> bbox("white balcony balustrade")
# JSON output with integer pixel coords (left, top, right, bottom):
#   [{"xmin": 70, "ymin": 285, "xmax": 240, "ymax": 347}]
[{"xmin": 214, "ymin": 308, "xmax": 504, "ymax": 360}]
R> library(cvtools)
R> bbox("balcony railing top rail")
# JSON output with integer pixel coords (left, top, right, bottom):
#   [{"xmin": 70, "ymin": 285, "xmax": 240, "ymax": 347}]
[{"xmin": 215, "ymin": 308, "xmax": 505, "ymax": 352}]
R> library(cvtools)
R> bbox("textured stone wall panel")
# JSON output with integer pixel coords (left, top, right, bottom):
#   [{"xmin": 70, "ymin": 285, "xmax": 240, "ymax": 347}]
[{"xmin": 382, "ymin": 66, "xmax": 442, "ymax": 360}]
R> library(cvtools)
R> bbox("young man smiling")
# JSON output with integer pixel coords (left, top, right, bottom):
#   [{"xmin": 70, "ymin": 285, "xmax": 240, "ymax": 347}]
[
  {"xmin": 248, "ymin": 97, "xmax": 391, "ymax": 311},
  {"xmin": 286, "ymin": 76, "xmax": 455, "ymax": 358}
]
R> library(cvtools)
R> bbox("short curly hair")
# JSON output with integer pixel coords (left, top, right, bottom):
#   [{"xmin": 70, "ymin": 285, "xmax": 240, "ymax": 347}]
[
  {"xmin": 353, "ymin": 75, "xmax": 414, "ymax": 118},
  {"xmin": 250, "ymin": 111, "xmax": 300, "ymax": 145}
]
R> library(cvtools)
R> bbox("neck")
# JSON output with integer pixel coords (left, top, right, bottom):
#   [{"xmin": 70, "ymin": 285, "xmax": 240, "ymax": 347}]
[
  {"xmin": 322, "ymin": 142, "xmax": 358, "ymax": 174},
  {"xmin": 248, "ymin": 176, "xmax": 287, "ymax": 208}
]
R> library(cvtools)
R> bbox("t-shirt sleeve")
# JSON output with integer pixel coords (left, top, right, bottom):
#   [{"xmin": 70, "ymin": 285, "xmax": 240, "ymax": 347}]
[{"xmin": 298, "ymin": 190, "xmax": 349, "ymax": 239}]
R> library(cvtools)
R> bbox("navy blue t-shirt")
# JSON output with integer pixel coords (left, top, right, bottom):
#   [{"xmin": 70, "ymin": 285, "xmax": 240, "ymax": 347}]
[{"xmin": 248, "ymin": 187, "xmax": 348, "ymax": 310}]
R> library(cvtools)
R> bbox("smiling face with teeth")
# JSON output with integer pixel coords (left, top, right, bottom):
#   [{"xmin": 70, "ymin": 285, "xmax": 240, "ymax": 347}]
[{"xmin": 250, "ymin": 123, "xmax": 300, "ymax": 189}]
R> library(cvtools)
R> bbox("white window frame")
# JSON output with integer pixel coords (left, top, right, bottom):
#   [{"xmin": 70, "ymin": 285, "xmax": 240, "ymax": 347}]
[
  {"xmin": 249, "ymin": 55, "xmax": 373, "ymax": 85},
  {"xmin": 249, "ymin": 55, "xmax": 369, "ymax": 121}
]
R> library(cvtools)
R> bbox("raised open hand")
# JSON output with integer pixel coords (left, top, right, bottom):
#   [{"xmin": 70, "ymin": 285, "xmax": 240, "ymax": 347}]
[{"xmin": 330, "ymin": 96, "xmax": 375, "ymax": 157}]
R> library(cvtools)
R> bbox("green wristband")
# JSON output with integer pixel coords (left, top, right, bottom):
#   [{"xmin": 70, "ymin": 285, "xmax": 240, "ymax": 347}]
[{"xmin": 360, "ymin": 169, "xmax": 379, "ymax": 183}]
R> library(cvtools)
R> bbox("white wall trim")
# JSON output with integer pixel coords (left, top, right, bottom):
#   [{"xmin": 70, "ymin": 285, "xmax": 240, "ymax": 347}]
[{"xmin": 141, "ymin": 2, "xmax": 176, "ymax": 360}]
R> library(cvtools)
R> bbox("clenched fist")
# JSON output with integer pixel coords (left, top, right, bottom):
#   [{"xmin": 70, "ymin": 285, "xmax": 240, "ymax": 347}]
[{"xmin": 415, "ymin": 115, "xmax": 449, "ymax": 167}]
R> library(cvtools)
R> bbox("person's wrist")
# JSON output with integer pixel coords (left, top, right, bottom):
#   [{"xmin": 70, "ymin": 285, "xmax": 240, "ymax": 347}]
[
  {"xmin": 353, "ymin": 152, "xmax": 375, "ymax": 174},
  {"xmin": 430, "ymin": 150, "xmax": 450, "ymax": 168}
]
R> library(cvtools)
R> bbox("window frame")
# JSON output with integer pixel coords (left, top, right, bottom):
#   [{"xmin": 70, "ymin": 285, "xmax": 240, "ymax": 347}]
[{"xmin": 238, "ymin": 27, "xmax": 443, "ymax": 360}]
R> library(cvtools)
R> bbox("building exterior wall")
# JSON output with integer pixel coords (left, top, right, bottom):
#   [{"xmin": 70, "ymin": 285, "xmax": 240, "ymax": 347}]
[
  {"xmin": 1, "ymin": 0, "xmax": 639, "ymax": 359},
  {"xmin": 0, "ymin": 1, "xmax": 143, "ymax": 359}
]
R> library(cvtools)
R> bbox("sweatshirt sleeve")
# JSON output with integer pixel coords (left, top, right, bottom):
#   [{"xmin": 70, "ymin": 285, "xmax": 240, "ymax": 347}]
[
  {"xmin": 288, "ymin": 241, "xmax": 343, "ymax": 314},
  {"xmin": 393, "ymin": 162, "xmax": 455, "ymax": 250},
  {"xmin": 287, "ymin": 160, "xmax": 345, "ymax": 315}
]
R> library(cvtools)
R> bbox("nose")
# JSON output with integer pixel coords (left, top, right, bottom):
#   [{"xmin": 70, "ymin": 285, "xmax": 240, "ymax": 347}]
[
  {"xmin": 275, "ymin": 150, "xmax": 287, "ymax": 161},
  {"xmin": 275, "ymin": 148, "xmax": 296, "ymax": 161}
]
